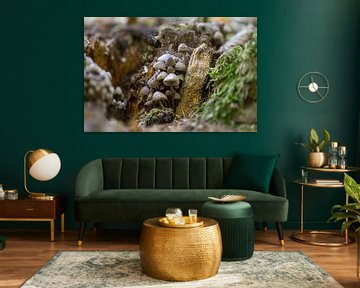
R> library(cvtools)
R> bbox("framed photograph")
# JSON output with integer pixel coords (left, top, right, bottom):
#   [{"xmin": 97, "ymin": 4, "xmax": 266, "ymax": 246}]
[{"xmin": 84, "ymin": 17, "xmax": 257, "ymax": 132}]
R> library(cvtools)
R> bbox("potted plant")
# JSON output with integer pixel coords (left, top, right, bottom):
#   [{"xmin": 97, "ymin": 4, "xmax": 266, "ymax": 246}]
[
  {"xmin": 296, "ymin": 128, "xmax": 330, "ymax": 167},
  {"xmin": 329, "ymin": 173, "xmax": 360, "ymax": 279}
]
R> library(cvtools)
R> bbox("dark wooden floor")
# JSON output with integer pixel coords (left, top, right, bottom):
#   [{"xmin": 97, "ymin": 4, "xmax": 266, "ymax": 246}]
[{"xmin": 0, "ymin": 228, "xmax": 358, "ymax": 288}]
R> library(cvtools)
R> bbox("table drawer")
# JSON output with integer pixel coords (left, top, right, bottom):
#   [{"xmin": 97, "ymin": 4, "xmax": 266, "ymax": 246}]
[{"xmin": 0, "ymin": 201, "xmax": 55, "ymax": 218}]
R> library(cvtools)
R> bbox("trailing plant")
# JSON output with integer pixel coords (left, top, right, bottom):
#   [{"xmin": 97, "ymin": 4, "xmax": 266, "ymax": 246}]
[
  {"xmin": 329, "ymin": 173, "xmax": 360, "ymax": 233},
  {"xmin": 296, "ymin": 128, "xmax": 330, "ymax": 152},
  {"xmin": 200, "ymin": 33, "xmax": 257, "ymax": 126}
]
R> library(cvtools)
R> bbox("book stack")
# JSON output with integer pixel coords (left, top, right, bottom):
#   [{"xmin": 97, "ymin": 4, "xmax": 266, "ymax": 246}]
[{"xmin": 314, "ymin": 179, "xmax": 341, "ymax": 185}]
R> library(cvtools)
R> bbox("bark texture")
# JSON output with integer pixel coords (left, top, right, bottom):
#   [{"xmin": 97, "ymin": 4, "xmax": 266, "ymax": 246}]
[{"xmin": 176, "ymin": 43, "xmax": 213, "ymax": 117}]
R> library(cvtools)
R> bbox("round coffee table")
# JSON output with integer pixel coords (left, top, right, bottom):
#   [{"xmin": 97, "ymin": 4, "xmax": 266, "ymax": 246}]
[{"xmin": 139, "ymin": 217, "xmax": 222, "ymax": 281}]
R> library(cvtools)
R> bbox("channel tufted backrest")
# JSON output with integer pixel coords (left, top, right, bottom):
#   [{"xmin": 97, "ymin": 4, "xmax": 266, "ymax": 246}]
[{"xmin": 102, "ymin": 158, "xmax": 233, "ymax": 189}]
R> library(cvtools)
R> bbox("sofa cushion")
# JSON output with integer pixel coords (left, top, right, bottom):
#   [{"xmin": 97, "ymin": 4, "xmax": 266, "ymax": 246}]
[{"xmin": 224, "ymin": 153, "xmax": 280, "ymax": 193}]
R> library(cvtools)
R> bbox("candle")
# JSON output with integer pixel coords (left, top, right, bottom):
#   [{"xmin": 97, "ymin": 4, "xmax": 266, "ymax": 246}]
[{"xmin": 330, "ymin": 142, "xmax": 338, "ymax": 148}]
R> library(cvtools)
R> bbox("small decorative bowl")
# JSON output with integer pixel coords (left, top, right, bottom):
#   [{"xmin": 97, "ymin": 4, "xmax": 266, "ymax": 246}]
[{"xmin": 208, "ymin": 194, "xmax": 246, "ymax": 203}]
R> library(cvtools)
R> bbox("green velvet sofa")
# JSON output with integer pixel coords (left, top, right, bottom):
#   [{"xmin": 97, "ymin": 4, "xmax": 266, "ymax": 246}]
[{"xmin": 74, "ymin": 157, "xmax": 288, "ymax": 245}]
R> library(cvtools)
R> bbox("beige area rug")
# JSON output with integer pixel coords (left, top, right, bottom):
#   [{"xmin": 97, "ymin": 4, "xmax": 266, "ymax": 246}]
[{"xmin": 21, "ymin": 251, "xmax": 342, "ymax": 288}]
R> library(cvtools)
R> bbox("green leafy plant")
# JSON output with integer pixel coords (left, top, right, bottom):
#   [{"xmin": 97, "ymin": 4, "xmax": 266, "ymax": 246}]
[
  {"xmin": 296, "ymin": 128, "xmax": 330, "ymax": 152},
  {"xmin": 329, "ymin": 173, "xmax": 360, "ymax": 233},
  {"xmin": 200, "ymin": 33, "xmax": 257, "ymax": 127}
]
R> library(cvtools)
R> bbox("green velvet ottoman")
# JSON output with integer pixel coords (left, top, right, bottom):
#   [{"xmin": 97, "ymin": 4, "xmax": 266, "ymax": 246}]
[{"xmin": 201, "ymin": 201, "xmax": 254, "ymax": 261}]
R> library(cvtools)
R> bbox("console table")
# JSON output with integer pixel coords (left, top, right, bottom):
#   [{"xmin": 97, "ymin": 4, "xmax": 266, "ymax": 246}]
[
  {"xmin": 0, "ymin": 195, "xmax": 65, "ymax": 241},
  {"xmin": 291, "ymin": 166, "xmax": 359, "ymax": 246}
]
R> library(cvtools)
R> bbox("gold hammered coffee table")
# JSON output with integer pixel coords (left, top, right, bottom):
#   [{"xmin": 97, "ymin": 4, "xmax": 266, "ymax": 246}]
[{"xmin": 139, "ymin": 217, "xmax": 222, "ymax": 281}]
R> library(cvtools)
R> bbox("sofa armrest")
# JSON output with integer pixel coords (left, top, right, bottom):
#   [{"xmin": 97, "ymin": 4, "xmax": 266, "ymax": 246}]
[
  {"xmin": 269, "ymin": 168, "xmax": 287, "ymax": 198},
  {"xmin": 75, "ymin": 159, "xmax": 103, "ymax": 199}
]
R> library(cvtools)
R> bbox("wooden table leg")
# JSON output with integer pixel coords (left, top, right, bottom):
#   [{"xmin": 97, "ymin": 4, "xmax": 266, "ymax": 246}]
[
  {"xmin": 61, "ymin": 213, "xmax": 65, "ymax": 234},
  {"xmin": 50, "ymin": 219, "xmax": 55, "ymax": 242}
]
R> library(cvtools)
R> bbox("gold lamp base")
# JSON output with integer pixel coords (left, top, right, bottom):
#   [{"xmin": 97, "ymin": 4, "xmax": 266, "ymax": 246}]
[
  {"xmin": 28, "ymin": 192, "xmax": 55, "ymax": 200},
  {"xmin": 24, "ymin": 149, "xmax": 60, "ymax": 201}
]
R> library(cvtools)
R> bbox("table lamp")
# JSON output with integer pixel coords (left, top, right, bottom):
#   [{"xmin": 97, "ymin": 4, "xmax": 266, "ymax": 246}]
[{"xmin": 24, "ymin": 149, "xmax": 61, "ymax": 199}]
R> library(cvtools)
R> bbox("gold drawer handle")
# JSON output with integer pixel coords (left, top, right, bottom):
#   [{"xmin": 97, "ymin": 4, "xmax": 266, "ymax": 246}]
[{"xmin": 25, "ymin": 208, "xmax": 35, "ymax": 211}]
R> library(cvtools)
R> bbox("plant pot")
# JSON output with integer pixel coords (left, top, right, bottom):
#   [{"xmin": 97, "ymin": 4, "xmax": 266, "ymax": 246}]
[{"xmin": 308, "ymin": 152, "xmax": 328, "ymax": 168}]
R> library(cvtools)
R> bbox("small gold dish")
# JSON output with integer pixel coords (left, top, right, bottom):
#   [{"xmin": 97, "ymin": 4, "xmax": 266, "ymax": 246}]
[
  {"xmin": 208, "ymin": 194, "xmax": 246, "ymax": 203},
  {"xmin": 159, "ymin": 217, "xmax": 204, "ymax": 228}
]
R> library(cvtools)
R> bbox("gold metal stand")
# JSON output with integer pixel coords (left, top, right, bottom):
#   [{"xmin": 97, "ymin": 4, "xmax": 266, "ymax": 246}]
[{"xmin": 291, "ymin": 181, "xmax": 355, "ymax": 246}]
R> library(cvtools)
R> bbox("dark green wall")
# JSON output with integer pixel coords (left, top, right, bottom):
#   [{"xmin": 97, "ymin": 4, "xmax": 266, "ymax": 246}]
[{"xmin": 1, "ymin": 0, "xmax": 359, "ymax": 230}]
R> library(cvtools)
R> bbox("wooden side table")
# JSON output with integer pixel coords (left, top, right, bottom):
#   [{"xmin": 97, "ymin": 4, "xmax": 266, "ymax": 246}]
[{"xmin": 0, "ymin": 195, "xmax": 66, "ymax": 241}]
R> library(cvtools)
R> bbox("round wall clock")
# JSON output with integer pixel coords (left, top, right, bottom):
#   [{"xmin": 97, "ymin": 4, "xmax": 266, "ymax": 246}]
[{"xmin": 297, "ymin": 72, "xmax": 329, "ymax": 103}]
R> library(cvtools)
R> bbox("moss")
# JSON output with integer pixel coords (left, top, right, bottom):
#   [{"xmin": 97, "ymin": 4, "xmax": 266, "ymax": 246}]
[
  {"xmin": 140, "ymin": 108, "xmax": 175, "ymax": 127},
  {"xmin": 200, "ymin": 33, "xmax": 257, "ymax": 127}
]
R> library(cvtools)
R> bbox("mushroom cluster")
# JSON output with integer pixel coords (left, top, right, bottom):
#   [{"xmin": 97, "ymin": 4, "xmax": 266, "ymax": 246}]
[
  {"xmin": 84, "ymin": 54, "xmax": 127, "ymax": 112},
  {"xmin": 196, "ymin": 22, "xmax": 233, "ymax": 47},
  {"xmin": 139, "ymin": 43, "xmax": 192, "ymax": 110},
  {"xmin": 84, "ymin": 54, "xmax": 114, "ymax": 104}
]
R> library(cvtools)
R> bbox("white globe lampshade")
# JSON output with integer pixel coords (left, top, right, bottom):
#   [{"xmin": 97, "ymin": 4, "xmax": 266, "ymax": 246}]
[{"xmin": 29, "ymin": 151, "xmax": 61, "ymax": 181}]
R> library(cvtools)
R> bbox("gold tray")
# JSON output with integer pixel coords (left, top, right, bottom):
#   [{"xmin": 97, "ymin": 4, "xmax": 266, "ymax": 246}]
[
  {"xmin": 208, "ymin": 194, "xmax": 246, "ymax": 203},
  {"xmin": 159, "ymin": 217, "xmax": 204, "ymax": 228}
]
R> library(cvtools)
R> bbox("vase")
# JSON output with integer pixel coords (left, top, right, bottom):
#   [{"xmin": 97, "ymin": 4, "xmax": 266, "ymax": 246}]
[{"xmin": 308, "ymin": 152, "xmax": 328, "ymax": 168}]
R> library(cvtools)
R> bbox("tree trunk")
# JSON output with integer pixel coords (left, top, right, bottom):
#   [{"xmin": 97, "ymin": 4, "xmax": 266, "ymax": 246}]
[{"xmin": 176, "ymin": 43, "xmax": 213, "ymax": 117}]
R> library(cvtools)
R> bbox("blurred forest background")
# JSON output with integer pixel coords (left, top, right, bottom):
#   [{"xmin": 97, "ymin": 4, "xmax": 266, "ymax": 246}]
[{"xmin": 84, "ymin": 17, "xmax": 257, "ymax": 132}]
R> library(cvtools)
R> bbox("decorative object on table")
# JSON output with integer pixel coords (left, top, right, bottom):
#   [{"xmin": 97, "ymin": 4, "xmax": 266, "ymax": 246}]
[
  {"xmin": 188, "ymin": 208, "xmax": 197, "ymax": 223},
  {"xmin": 21, "ymin": 251, "xmax": 343, "ymax": 288},
  {"xmin": 165, "ymin": 207, "xmax": 182, "ymax": 224},
  {"xmin": 0, "ymin": 235, "xmax": 5, "ymax": 250},
  {"xmin": 329, "ymin": 173, "xmax": 360, "ymax": 280},
  {"xmin": 338, "ymin": 146, "xmax": 347, "ymax": 169},
  {"xmin": 328, "ymin": 141, "xmax": 338, "ymax": 169},
  {"xmin": 300, "ymin": 169, "xmax": 309, "ymax": 183},
  {"xmin": 297, "ymin": 71, "xmax": 329, "ymax": 104},
  {"xmin": 159, "ymin": 216, "xmax": 203, "ymax": 228},
  {"xmin": 140, "ymin": 217, "xmax": 221, "ymax": 281},
  {"xmin": 4, "ymin": 189, "xmax": 18, "ymax": 200},
  {"xmin": 315, "ymin": 179, "xmax": 340, "ymax": 185},
  {"xmin": 208, "ymin": 194, "xmax": 246, "ymax": 203},
  {"xmin": 0, "ymin": 184, "xmax": 4, "ymax": 199},
  {"xmin": 201, "ymin": 200, "xmax": 255, "ymax": 259},
  {"xmin": 296, "ymin": 128, "xmax": 330, "ymax": 168},
  {"xmin": 24, "ymin": 148, "xmax": 61, "ymax": 199}
]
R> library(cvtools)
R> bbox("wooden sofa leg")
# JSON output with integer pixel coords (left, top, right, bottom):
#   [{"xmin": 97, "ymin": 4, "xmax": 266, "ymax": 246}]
[
  {"xmin": 276, "ymin": 222, "xmax": 284, "ymax": 246},
  {"xmin": 78, "ymin": 222, "xmax": 86, "ymax": 246},
  {"xmin": 262, "ymin": 222, "xmax": 268, "ymax": 232}
]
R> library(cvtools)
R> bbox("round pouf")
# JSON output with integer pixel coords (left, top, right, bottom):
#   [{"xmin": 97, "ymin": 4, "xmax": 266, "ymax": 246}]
[{"xmin": 201, "ymin": 201, "xmax": 254, "ymax": 261}]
